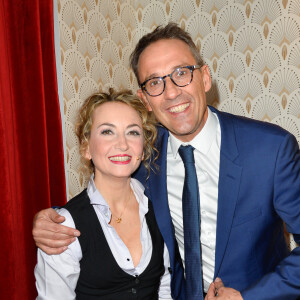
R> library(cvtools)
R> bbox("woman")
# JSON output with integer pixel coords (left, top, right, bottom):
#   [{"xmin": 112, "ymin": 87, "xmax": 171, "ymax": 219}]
[{"xmin": 34, "ymin": 89, "xmax": 172, "ymax": 299}]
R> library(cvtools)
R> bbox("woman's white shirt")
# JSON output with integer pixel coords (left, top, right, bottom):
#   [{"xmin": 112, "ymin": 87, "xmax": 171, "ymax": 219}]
[{"xmin": 35, "ymin": 177, "xmax": 172, "ymax": 300}]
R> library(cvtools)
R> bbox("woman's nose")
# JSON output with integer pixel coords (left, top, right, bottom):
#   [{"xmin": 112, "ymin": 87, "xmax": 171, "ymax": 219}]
[{"xmin": 115, "ymin": 134, "xmax": 129, "ymax": 151}]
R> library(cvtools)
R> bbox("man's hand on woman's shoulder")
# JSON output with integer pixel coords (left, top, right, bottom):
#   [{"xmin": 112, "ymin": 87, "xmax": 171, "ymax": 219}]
[{"xmin": 32, "ymin": 208, "xmax": 80, "ymax": 255}]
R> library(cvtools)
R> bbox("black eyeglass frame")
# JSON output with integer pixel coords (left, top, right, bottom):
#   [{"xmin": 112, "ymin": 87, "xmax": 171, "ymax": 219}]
[{"xmin": 140, "ymin": 65, "xmax": 202, "ymax": 97}]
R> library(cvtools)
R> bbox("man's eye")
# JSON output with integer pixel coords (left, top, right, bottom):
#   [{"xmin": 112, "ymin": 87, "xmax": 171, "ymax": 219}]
[
  {"xmin": 101, "ymin": 129, "xmax": 112, "ymax": 135},
  {"xmin": 149, "ymin": 79, "xmax": 161, "ymax": 87},
  {"xmin": 177, "ymin": 69, "xmax": 187, "ymax": 77}
]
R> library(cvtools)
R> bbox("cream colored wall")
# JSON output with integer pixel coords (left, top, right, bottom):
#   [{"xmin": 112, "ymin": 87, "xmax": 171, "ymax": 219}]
[{"xmin": 57, "ymin": 0, "xmax": 300, "ymax": 199}]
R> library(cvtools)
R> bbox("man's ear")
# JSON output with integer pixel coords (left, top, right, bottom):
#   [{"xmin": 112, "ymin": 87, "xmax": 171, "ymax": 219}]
[
  {"xmin": 137, "ymin": 89, "xmax": 152, "ymax": 111},
  {"xmin": 201, "ymin": 65, "xmax": 212, "ymax": 93}
]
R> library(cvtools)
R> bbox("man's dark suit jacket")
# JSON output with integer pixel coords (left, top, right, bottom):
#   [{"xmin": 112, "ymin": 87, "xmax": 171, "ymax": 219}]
[{"xmin": 134, "ymin": 106, "xmax": 300, "ymax": 300}]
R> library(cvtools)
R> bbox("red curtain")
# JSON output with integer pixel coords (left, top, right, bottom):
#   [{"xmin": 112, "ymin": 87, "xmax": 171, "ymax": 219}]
[{"xmin": 0, "ymin": 0, "xmax": 67, "ymax": 298}]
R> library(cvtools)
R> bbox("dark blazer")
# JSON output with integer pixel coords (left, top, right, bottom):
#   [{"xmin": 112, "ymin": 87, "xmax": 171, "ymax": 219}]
[{"xmin": 134, "ymin": 106, "xmax": 300, "ymax": 300}]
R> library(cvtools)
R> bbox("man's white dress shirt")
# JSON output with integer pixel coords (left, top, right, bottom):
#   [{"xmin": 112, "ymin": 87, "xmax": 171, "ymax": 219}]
[
  {"xmin": 166, "ymin": 108, "xmax": 221, "ymax": 292},
  {"xmin": 35, "ymin": 177, "xmax": 172, "ymax": 300}
]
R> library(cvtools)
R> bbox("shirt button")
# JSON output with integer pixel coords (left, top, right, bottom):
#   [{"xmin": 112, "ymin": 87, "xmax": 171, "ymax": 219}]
[
  {"xmin": 201, "ymin": 210, "xmax": 206, "ymax": 215},
  {"xmin": 135, "ymin": 278, "xmax": 140, "ymax": 284},
  {"xmin": 131, "ymin": 288, "xmax": 137, "ymax": 294}
]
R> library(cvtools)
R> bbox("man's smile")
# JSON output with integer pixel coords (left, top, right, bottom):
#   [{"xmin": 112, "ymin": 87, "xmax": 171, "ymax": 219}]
[{"xmin": 168, "ymin": 103, "xmax": 190, "ymax": 113}]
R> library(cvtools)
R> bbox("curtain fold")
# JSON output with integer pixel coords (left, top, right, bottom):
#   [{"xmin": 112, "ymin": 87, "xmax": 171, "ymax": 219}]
[{"xmin": 0, "ymin": 0, "xmax": 67, "ymax": 298}]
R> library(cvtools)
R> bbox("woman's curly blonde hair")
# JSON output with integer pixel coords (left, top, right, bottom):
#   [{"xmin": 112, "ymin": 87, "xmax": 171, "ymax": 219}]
[{"xmin": 75, "ymin": 88, "xmax": 158, "ymax": 177}]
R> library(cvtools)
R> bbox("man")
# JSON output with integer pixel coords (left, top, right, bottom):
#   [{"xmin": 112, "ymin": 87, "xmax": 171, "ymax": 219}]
[{"xmin": 33, "ymin": 23, "xmax": 300, "ymax": 299}]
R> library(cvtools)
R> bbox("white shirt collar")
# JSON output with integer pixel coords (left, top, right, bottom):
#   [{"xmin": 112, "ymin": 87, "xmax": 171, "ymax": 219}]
[
  {"xmin": 169, "ymin": 107, "xmax": 218, "ymax": 158},
  {"xmin": 87, "ymin": 175, "xmax": 148, "ymax": 216}
]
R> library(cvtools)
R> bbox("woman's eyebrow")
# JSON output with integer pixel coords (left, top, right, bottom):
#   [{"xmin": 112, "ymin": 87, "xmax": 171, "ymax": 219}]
[
  {"xmin": 127, "ymin": 123, "xmax": 142, "ymax": 129},
  {"xmin": 96, "ymin": 123, "xmax": 142, "ymax": 129},
  {"xmin": 96, "ymin": 123, "xmax": 115, "ymax": 129}
]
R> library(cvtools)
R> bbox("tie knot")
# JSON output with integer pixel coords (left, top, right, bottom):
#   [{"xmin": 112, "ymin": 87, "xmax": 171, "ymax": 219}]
[{"xmin": 178, "ymin": 145, "xmax": 195, "ymax": 164}]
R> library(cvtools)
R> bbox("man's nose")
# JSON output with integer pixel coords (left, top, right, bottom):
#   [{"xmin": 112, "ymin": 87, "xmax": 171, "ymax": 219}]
[{"xmin": 163, "ymin": 77, "xmax": 181, "ymax": 99}]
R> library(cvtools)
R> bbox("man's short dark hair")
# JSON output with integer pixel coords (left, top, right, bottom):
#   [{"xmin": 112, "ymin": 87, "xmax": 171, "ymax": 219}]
[{"xmin": 130, "ymin": 22, "xmax": 205, "ymax": 85}]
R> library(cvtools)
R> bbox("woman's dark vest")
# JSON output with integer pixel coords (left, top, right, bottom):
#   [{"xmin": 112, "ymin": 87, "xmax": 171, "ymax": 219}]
[{"xmin": 64, "ymin": 189, "xmax": 165, "ymax": 300}]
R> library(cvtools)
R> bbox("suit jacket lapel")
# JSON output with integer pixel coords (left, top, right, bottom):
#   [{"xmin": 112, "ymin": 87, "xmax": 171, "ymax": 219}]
[
  {"xmin": 145, "ymin": 127, "xmax": 178, "ymax": 266},
  {"xmin": 138, "ymin": 108, "xmax": 243, "ymax": 277},
  {"xmin": 210, "ymin": 107, "xmax": 243, "ymax": 277}
]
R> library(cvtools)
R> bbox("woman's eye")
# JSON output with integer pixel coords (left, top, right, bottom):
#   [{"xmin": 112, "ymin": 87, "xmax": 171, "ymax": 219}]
[
  {"xmin": 128, "ymin": 130, "xmax": 141, "ymax": 136},
  {"xmin": 101, "ymin": 129, "xmax": 113, "ymax": 135}
]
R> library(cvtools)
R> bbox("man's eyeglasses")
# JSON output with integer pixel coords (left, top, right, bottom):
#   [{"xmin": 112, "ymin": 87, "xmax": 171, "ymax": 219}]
[{"xmin": 140, "ymin": 65, "xmax": 201, "ymax": 97}]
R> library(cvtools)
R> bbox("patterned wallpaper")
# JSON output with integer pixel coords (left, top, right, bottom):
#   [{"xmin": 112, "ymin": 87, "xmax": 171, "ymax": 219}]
[{"xmin": 57, "ymin": 0, "xmax": 300, "ymax": 199}]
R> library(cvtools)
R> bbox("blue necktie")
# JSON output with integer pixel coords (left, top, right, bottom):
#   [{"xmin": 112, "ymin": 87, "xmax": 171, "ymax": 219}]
[{"xmin": 178, "ymin": 145, "xmax": 203, "ymax": 300}]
